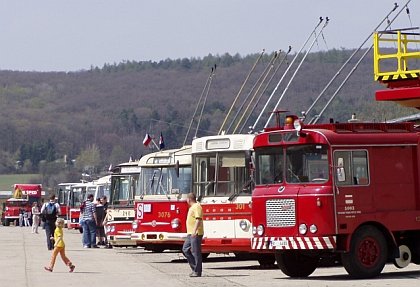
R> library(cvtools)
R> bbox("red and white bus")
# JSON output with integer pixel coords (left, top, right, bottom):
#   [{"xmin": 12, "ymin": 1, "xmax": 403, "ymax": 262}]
[
  {"xmin": 106, "ymin": 161, "xmax": 141, "ymax": 247},
  {"xmin": 130, "ymin": 146, "xmax": 192, "ymax": 253},
  {"xmin": 57, "ymin": 182, "xmax": 80, "ymax": 226},
  {"xmin": 191, "ymin": 134, "xmax": 274, "ymax": 264},
  {"xmin": 68, "ymin": 181, "xmax": 98, "ymax": 231}
]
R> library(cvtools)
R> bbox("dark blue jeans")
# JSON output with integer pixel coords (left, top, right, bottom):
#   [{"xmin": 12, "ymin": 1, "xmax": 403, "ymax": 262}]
[
  {"xmin": 44, "ymin": 219, "xmax": 56, "ymax": 250},
  {"xmin": 182, "ymin": 234, "xmax": 203, "ymax": 275},
  {"xmin": 82, "ymin": 219, "xmax": 97, "ymax": 247}
]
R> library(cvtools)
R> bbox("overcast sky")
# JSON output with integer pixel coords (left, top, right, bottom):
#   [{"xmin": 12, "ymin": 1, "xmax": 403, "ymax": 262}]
[{"xmin": 0, "ymin": 0, "xmax": 418, "ymax": 72}]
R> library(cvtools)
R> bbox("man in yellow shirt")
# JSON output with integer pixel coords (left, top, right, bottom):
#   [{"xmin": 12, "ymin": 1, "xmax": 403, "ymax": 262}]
[{"xmin": 182, "ymin": 193, "xmax": 204, "ymax": 277}]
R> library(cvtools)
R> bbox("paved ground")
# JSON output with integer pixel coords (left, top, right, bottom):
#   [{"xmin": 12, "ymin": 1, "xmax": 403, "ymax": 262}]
[{"xmin": 1, "ymin": 225, "xmax": 420, "ymax": 287}]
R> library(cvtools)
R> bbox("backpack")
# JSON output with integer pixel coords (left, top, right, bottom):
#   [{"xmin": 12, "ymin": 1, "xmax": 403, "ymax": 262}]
[{"xmin": 45, "ymin": 202, "xmax": 57, "ymax": 220}]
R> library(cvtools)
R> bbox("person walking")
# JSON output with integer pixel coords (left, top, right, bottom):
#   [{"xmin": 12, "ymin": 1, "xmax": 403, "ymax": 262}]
[
  {"xmin": 182, "ymin": 193, "xmax": 204, "ymax": 277},
  {"xmin": 41, "ymin": 194, "xmax": 61, "ymax": 250},
  {"xmin": 31, "ymin": 202, "xmax": 40, "ymax": 234},
  {"xmin": 81, "ymin": 194, "xmax": 99, "ymax": 248},
  {"xmin": 44, "ymin": 218, "xmax": 75, "ymax": 273}
]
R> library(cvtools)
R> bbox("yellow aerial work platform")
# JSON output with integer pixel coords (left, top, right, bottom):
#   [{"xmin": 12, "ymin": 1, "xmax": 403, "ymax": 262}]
[{"xmin": 374, "ymin": 27, "xmax": 420, "ymax": 109}]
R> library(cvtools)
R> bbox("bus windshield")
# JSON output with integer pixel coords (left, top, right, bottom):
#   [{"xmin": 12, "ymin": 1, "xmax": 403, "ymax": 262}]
[
  {"xmin": 193, "ymin": 152, "xmax": 250, "ymax": 197},
  {"xmin": 255, "ymin": 144, "xmax": 329, "ymax": 185},
  {"xmin": 110, "ymin": 174, "xmax": 139, "ymax": 205},
  {"xmin": 139, "ymin": 167, "xmax": 191, "ymax": 196}
]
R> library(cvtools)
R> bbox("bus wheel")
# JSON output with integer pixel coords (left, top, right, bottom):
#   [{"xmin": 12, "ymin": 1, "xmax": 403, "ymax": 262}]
[
  {"xmin": 341, "ymin": 225, "xmax": 387, "ymax": 279},
  {"xmin": 257, "ymin": 254, "xmax": 276, "ymax": 266},
  {"xmin": 152, "ymin": 246, "xmax": 165, "ymax": 253},
  {"xmin": 275, "ymin": 251, "xmax": 318, "ymax": 277}
]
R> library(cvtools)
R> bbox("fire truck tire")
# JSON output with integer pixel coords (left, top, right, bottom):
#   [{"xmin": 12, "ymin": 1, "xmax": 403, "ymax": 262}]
[
  {"xmin": 275, "ymin": 251, "xmax": 318, "ymax": 277},
  {"xmin": 79, "ymin": 228, "xmax": 83, "ymax": 233},
  {"xmin": 256, "ymin": 254, "xmax": 276, "ymax": 266},
  {"xmin": 202, "ymin": 253, "xmax": 210, "ymax": 260},
  {"xmin": 4, "ymin": 219, "xmax": 10, "ymax": 226},
  {"xmin": 341, "ymin": 225, "xmax": 388, "ymax": 279}
]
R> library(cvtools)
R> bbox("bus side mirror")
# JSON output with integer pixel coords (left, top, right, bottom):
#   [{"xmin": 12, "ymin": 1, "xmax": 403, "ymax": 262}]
[
  {"xmin": 175, "ymin": 160, "xmax": 180, "ymax": 178},
  {"xmin": 337, "ymin": 158, "xmax": 346, "ymax": 182}
]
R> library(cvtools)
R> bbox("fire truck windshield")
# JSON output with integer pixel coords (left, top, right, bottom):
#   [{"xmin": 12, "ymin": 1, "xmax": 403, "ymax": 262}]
[
  {"xmin": 139, "ymin": 167, "xmax": 192, "ymax": 196},
  {"xmin": 7, "ymin": 200, "xmax": 28, "ymax": 207},
  {"xmin": 255, "ymin": 144, "xmax": 329, "ymax": 185}
]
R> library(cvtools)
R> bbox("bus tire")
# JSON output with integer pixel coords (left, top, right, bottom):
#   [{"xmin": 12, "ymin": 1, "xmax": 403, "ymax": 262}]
[
  {"xmin": 275, "ymin": 251, "xmax": 318, "ymax": 277},
  {"xmin": 341, "ymin": 225, "xmax": 387, "ymax": 279}
]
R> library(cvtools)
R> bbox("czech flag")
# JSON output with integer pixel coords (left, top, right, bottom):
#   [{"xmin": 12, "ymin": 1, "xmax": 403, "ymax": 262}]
[
  {"xmin": 108, "ymin": 164, "xmax": 114, "ymax": 172},
  {"xmin": 159, "ymin": 132, "xmax": 165, "ymax": 150},
  {"xmin": 143, "ymin": 133, "xmax": 152, "ymax": 147}
]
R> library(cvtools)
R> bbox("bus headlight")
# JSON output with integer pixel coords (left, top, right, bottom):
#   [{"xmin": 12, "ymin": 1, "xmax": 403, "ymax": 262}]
[
  {"xmin": 309, "ymin": 224, "xmax": 318, "ymax": 234},
  {"xmin": 252, "ymin": 226, "xmax": 257, "ymax": 235},
  {"xmin": 106, "ymin": 225, "xmax": 111, "ymax": 233},
  {"xmin": 239, "ymin": 220, "xmax": 249, "ymax": 231},
  {"xmin": 257, "ymin": 224, "xmax": 265, "ymax": 236},
  {"xmin": 299, "ymin": 223, "xmax": 307, "ymax": 235},
  {"xmin": 171, "ymin": 218, "xmax": 180, "ymax": 229},
  {"xmin": 132, "ymin": 220, "xmax": 138, "ymax": 229}
]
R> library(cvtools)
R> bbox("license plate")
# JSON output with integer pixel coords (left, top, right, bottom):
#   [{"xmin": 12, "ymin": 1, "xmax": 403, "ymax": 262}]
[{"xmin": 270, "ymin": 240, "xmax": 288, "ymax": 247}]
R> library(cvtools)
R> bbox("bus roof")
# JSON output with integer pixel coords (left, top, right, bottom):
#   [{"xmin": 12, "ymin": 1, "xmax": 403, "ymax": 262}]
[
  {"xmin": 192, "ymin": 134, "xmax": 255, "ymax": 153},
  {"xmin": 138, "ymin": 145, "xmax": 192, "ymax": 167}
]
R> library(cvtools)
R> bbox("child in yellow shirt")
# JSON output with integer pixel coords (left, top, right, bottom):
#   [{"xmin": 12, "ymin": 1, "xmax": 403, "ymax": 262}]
[{"xmin": 44, "ymin": 218, "xmax": 75, "ymax": 272}]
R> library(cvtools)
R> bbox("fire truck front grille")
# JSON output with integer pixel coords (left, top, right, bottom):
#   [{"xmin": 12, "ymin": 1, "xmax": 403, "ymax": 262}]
[{"xmin": 265, "ymin": 199, "xmax": 296, "ymax": 227}]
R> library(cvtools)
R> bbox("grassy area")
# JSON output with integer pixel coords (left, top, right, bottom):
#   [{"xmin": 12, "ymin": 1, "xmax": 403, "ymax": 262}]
[{"xmin": 0, "ymin": 174, "xmax": 38, "ymax": 191}]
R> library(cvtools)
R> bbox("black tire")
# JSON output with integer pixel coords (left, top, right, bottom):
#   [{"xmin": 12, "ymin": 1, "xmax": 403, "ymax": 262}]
[
  {"xmin": 78, "ymin": 228, "xmax": 83, "ymax": 233},
  {"xmin": 275, "ymin": 251, "xmax": 318, "ymax": 277},
  {"xmin": 152, "ymin": 246, "xmax": 165, "ymax": 253},
  {"xmin": 341, "ymin": 225, "xmax": 388, "ymax": 279},
  {"xmin": 257, "ymin": 254, "xmax": 276, "ymax": 266},
  {"xmin": 202, "ymin": 253, "xmax": 210, "ymax": 260},
  {"xmin": 4, "ymin": 219, "xmax": 10, "ymax": 226}
]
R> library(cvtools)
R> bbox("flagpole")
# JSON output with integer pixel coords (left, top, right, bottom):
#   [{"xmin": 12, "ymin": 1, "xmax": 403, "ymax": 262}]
[{"xmin": 151, "ymin": 139, "xmax": 159, "ymax": 150}]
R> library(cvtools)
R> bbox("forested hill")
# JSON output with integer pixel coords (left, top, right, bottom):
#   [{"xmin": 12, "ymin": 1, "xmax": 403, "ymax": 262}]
[{"xmin": 0, "ymin": 48, "xmax": 417, "ymax": 184}]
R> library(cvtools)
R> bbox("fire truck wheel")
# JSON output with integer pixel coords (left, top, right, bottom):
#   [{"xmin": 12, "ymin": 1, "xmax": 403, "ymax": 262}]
[
  {"xmin": 256, "ymin": 254, "xmax": 275, "ymax": 266},
  {"xmin": 202, "ymin": 253, "xmax": 210, "ymax": 260},
  {"xmin": 275, "ymin": 251, "xmax": 318, "ymax": 277},
  {"xmin": 79, "ymin": 228, "xmax": 83, "ymax": 233},
  {"xmin": 4, "ymin": 219, "xmax": 10, "ymax": 226},
  {"xmin": 341, "ymin": 225, "xmax": 388, "ymax": 279}
]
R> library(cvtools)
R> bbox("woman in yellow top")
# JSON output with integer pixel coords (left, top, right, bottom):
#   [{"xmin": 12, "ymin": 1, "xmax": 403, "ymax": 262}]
[
  {"xmin": 44, "ymin": 218, "xmax": 75, "ymax": 272},
  {"xmin": 182, "ymin": 193, "xmax": 203, "ymax": 277}
]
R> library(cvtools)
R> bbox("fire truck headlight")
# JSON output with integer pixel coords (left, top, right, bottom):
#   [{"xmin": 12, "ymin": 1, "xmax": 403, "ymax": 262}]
[
  {"xmin": 298, "ymin": 223, "xmax": 307, "ymax": 235},
  {"xmin": 132, "ymin": 220, "xmax": 138, "ymax": 229},
  {"xmin": 106, "ymin": 226, "xmax": 111, "ymax": 233},
  {"xmin": 309, "ymin": 224, "xmax": 318, "ymax": 234},
  {"xmin": 159, "ymin": 234, "xmax": 164, "ymax": 240},
  {"xmin": 171, "ymin": 218, "xmax": 180, "ymax": 229},
  {"xmin": 239, "ymin": 220, "xmax": 249, "ymax": 231},
  {"xmin": 141, "ymin": 234, "xmax": 145, "ymax": 240},
  {"xmin": 252, "ymin": 226, "xmax": 257, "ymax": 235},
  {"xmin": 257, "ymin": 224, "xmax": 265, "ymax": 236},
  {"xmin": 110, "ymin": 225, "xmax": 116, "ymax": 233}
]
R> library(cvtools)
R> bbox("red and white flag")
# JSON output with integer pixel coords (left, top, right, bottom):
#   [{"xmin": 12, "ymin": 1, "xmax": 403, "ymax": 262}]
[{"xmin": 143, "ymin": 133, "xmax": 152, "ymax": 146}]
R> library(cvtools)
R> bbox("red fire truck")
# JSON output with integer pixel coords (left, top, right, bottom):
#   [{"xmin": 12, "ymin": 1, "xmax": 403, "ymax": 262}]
[
  {"xmin": 251, "ymin": 26, "xmax": 420, "ymax": 279},
  {"xmin": 130, "ymin": 146, "xmax": 192, "ymax": 253},
  {"xmin": 1, "ymin": 184, "xmax": 42, "ymax": 226},
  {"xmin": 57, "ymin": 182, "xmax": 79, "ymax": 225},
  {"xmin": 106, "ymin": 161, "xmax": 141, "ymax": 247}
]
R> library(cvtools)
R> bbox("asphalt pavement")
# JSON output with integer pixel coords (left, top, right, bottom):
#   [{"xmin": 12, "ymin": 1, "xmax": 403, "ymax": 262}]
[{"xmin": 1, "ymin": 225, "xmax": 420, "ymax": 287}]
